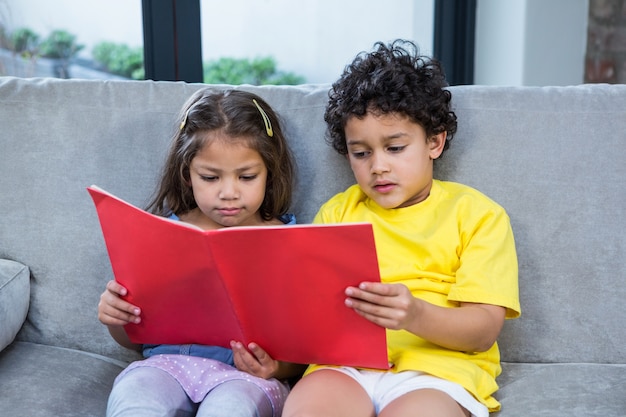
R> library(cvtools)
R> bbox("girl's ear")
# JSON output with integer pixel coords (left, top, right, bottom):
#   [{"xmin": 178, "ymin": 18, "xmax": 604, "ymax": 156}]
[
  {"xmin": 182, "ymin": 168, "xmax": 192, "ymax": 186},
  {"xmin": 429, "ymin": 131, "xmax": 447, "ymax": 160}
]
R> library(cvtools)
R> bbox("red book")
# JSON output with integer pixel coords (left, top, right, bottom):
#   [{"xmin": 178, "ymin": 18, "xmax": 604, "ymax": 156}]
[{"xmin": 88, "ymin": 186, "xmax": 389, "ymax": 369}]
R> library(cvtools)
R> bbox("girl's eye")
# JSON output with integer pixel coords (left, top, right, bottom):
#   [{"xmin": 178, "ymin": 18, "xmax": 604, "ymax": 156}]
[
  {"xmin": 200, "ymin": 175, "xmax": 218, "ymax": 182},
  {"xmin": 240, "ymin": 175, "xmax": 258, "ymax": 181}
]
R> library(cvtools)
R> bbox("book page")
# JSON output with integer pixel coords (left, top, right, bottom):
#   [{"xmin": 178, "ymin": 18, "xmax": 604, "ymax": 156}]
[{"xmin": 208, "ymin": 222, "xmax": 386, "ymax": 368}]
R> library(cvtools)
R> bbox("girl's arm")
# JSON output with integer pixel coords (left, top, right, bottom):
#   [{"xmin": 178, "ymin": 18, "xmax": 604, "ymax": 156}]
[
  {"xmin": 106, "ymin": 325, "xmax": 142, "ymax": 352},
  {"xmin": 274, "ymin": 361, "xmax": 309, "ymax": 380},
  {"xmin": 345, "ymin": 282, "xmax": 505, "ymax": 352}
]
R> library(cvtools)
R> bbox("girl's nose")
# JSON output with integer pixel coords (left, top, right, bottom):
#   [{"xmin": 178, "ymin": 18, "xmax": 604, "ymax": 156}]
[{"xmin": 218, "ymin": 179, "xmax": 239, "ymax": 199}]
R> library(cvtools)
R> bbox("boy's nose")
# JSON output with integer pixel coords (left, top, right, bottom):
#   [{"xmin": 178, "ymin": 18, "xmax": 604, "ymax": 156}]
[{"xmin": 370, "ymin": 152, "xmax": 390, "ymax": 174}]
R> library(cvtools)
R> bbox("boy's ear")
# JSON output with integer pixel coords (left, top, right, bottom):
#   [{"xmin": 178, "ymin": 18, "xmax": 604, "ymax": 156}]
[{"xmin": 429, "ymin": 132, "xmax": 447, "ymax": 159}]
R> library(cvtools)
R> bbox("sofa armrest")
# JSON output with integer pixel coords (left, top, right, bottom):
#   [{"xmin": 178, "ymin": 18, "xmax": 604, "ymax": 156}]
[{"xmin": 0, "ymin": 259, "xmax": 30, "ymax": 352}]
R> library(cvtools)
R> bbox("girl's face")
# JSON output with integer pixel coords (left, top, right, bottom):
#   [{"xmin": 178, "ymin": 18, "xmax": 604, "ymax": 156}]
[
  {"xmin": 183, "ymin": 137, "xmax": 268, "ymax": 230},
  {"xmin": 345, "ymin": 112, "xmax": 445, "ymax": 209}
]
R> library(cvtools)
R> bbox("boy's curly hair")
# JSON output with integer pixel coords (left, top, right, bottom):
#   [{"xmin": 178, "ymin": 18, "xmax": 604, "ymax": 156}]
[{"xmin": 324, "ymin": 39, "xmax": 457, "ymax": 156}]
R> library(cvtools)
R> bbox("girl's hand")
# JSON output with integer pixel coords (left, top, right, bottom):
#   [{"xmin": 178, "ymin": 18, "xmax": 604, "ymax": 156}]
[
  {"xmin": 345, "ymin": 281, "xmax": 418, "ymax": 331},
  {"xmin": 98, "ymin": 280, "xmax": 141, "ymax": 326},
  {"xmin": 230, "ymin": 341, "xmax": 279, "ymax": 379}
]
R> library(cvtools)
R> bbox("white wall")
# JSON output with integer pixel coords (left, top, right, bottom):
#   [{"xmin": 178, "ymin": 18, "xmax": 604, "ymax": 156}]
[
  {"xmin": 523, "ymin": 0, "xmax": 588, "ymax": 86},
  {"xmin": 474, "ymin": 0, "xmax": 527, "ymax": 85},
  {"xmin": 474, "ymin": 0, "xmax": 588, "ymax": 86}
]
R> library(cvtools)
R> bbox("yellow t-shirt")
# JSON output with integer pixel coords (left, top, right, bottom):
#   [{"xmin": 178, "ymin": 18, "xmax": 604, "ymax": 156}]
[{"xmin": 307, "ymin": 180, "xmax": 521, "ymax": 411}]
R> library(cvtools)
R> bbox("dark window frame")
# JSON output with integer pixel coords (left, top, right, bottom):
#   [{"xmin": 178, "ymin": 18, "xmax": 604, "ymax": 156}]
[
  {"xmin": 142, "ymin": 0, "xmax": 203, "ymax": 82},
  {"xmin": 142, "ymin": 0, "xmax": 476, "ymax": 85},
  {"xmin": 433, "ymin": 0, "xmax": 477, "ymax": 85}
]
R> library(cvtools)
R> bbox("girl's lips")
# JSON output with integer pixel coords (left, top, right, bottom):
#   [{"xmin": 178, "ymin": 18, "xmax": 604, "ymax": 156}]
[{"xmin": 218, "ymin": 208, "xmax": 241, "ymax": 216}]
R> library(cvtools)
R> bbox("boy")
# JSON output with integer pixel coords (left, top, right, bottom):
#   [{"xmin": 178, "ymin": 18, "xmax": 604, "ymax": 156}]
[{"xmin": 282, "ymin": 40, "xmax": 521, "ymax": 417}]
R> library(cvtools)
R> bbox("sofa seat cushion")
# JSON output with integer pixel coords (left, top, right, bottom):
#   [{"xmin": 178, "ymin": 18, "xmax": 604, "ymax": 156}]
[
  {"xmin": 494, "ymin": 362, "xmax": 626, "ymax": 416},
  {"xmin": 0, "ymin": 341, "xmax": 126, "ymax": 417},
  {"xmin": 0, "ymin": 259, "xmax": 30, "ymax": 352}
]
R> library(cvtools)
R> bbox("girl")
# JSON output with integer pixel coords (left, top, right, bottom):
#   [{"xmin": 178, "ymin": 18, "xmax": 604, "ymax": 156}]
[{"xmin": 98, "ymin": 88, "xmax": 306, "ymax": 417}]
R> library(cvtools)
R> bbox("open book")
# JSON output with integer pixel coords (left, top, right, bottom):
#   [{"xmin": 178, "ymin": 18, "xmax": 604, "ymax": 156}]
[{"xmin": 88, "ymin": 186, "xmax": 389, "ymax": 369}]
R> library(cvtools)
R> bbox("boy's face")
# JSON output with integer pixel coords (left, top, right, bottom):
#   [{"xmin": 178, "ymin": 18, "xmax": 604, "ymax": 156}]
[{"xmin": 345, "ymin": 112, "xmax": 445, "ymax": 209}]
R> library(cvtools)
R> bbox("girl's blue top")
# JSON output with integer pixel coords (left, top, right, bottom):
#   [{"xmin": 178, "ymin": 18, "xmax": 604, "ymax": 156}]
[{"xmin": 142, "ymin": 212, "xmax": 296, "ymax": 364}]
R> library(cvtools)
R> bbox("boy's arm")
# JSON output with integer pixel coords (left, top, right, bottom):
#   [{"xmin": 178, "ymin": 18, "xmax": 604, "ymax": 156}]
[
  {"xmin": 345, "ymin": 282, "xmax": 505, "ymax": 352},
  {"xmin": 411, "ymin": 300, "xmax": 506, "ymax": 352}
]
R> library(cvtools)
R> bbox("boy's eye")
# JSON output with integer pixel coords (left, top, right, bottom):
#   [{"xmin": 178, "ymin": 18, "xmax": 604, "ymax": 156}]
[
  {"xmin": 387, "ymin": 145, "xmax": 406, "ymax": 153},
  {"xmin": 350, "ymin": 150, "xmax": 369, "ymax": 159}
]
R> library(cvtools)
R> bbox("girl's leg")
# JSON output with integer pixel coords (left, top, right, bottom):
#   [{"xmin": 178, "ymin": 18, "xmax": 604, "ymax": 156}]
[
  {"xmin": 107, "ymin": 367, "xmax": 196, "ymax": 417},
  {"xmin": 282, "ymin": 369, "xmax": 375, "ymax": 417},
  {"xmin": 379, "ymin": 389, "xmax": 470, "ymax": 417},
  {"xmin": 195, "ymin": 379, "xmax": 272, "ymax": 417}
]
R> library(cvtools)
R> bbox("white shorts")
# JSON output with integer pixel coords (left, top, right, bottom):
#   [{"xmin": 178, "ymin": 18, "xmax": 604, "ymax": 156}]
[{"xmin": 319, "ymin": 367, "xmax": 488, "ymax": 417}]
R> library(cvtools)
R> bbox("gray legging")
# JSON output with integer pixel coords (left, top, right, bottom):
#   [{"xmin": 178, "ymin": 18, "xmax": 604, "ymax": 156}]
[{"xmin": 107, "ymin": 367, "xmax": 273, "ymax": 417}]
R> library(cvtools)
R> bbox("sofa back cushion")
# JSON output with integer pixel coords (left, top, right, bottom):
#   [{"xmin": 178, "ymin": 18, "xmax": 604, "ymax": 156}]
[
  {"xmin": 437, "ymin": 85, "xmax": 626, "ymax": 364},
  {"xmin": 0, "ymin": 77, "xmax": 624, "ymax": 364},
  {"xmin": 0, "ymin": 78, "xmax": 353, "ymax": 362}
]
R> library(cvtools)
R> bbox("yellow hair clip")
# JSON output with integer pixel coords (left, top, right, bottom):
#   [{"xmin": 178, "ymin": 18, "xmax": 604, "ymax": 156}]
[
  {"xmin": 179, "ymin": 107, "xmax": 191, "ymax": 131},
  {"xmin": 253, "ymin": 99, "xmax": 273, "ymax": 137}
]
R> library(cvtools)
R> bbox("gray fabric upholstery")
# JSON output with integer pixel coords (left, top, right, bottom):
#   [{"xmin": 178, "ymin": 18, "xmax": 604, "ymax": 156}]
[
  {"xmin": 0, "ymin": 259, "xmax": 29, "ymax": 352},
  {"xmin": 0, "ymin": 341, "xmax": 125, "ymax": 417},
  {"xmin": 0, "ymin": 76, "xmax": 624, "ymax": 416},
  {"xmin": 435, "ymin": 85, "xmax": 626, "ymax": 365},
  {"xmin": 494, "ymin": 363, "xmax": 626, "ymax": 416}
]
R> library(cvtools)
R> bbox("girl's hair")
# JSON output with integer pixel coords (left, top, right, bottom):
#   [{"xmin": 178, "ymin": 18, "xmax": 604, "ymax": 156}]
[
  {"xmin": 324, "ymin": 39, "xmax": 457, "ymax": 156},
  {"xmin": 146, "ymin": 88, "xmax": 295, "ymax": 221}
]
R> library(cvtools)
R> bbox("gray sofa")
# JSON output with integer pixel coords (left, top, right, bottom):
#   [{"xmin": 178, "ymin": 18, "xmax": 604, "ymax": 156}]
[{"xmin": 0, "ymin": 76, "xmax": 624, "ymax": 416}]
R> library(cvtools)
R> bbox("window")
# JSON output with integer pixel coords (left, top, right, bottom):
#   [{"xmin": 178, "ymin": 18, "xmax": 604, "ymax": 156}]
[
  {"xmin": 1, "ymin": 0, "xmax": 477, "ymax": 86},
  {"xmin": 198, "ymin": 0, "xmax": 435, "ymax": 85},
  {"xmin": 0, "ymin": 0, "xmax": 143, "ymax": 80}
]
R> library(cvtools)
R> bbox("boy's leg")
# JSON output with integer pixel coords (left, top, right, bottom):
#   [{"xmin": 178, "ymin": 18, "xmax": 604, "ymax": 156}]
[
  {"xmin": 282, "ymin": 369, "xmax": 375, "ymax": 417},
  {"xmin": 379, "ymin": 389, "xmax": 470, "ymax": 417},
  {"xmin": 373, "ymin": 371, "xmax": 486, "ymax": 417},
  {"xmin": 195, "ymin": 379, "xmax": 272, "ymax": 417},
  {"xmin": 107, "ymin": 367, "xmax": 196, "ymax": 417}
]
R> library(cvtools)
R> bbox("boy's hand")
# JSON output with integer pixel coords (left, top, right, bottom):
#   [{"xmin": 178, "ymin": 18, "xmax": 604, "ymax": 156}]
[
  {"xmin": 98, "ymin": 280, "xmax": 141, "ymax": 326},
  {"xmin": 345, "ymin": 281, "xmax": 506, "ymax": 352},
  {"xmin": 230, "ymin": 341, "xmax": 279, "ymax": 379},
  {"xmin": 344, "ymin": 281, "xmax": 418, "ymax": 331}
]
